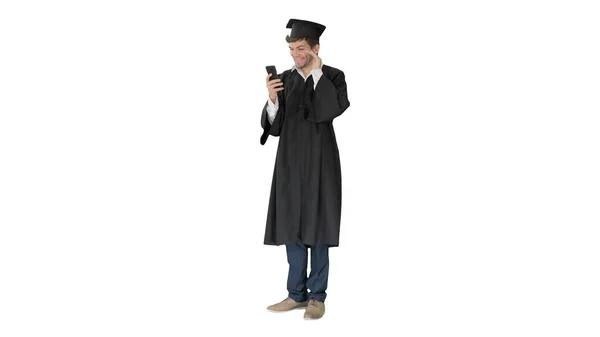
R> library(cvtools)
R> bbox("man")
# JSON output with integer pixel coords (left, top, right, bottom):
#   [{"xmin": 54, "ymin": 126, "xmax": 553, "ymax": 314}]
[{"xmin": 260, "ymin": 18, "xmax": 350, "ymax": 320}]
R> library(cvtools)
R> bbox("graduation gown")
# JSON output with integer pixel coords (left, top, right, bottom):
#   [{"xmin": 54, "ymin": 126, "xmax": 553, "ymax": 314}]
[{"xmin": 260, "ymin": 64, "xmax": 350, "ymax": 247}]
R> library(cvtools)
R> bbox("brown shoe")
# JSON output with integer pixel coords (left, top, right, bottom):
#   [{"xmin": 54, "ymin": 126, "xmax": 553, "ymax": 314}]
[
  {"xmin": 267, "ymin": 297, "xmax": 308, "ymax": 312},
  {"xmin": 303, "ymin": 299, "xmax": 325, "ymax": 319}
]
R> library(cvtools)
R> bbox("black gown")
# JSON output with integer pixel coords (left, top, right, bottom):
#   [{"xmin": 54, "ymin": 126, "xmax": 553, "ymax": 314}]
[{"xmin": 260, "ymin": 64, "xmax": 350, "ymax": 247}]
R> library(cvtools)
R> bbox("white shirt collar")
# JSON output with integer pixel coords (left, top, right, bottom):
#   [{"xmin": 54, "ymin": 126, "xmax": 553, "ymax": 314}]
[{"xmin": 291, "ymin": 60, "xmax": 323, "ymax": 79}]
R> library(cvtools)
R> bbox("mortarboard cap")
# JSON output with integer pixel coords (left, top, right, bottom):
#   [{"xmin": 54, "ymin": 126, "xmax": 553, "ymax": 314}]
[{"xmin": 286, "ymin": 19, "xmax": 326, "ymax": 42}]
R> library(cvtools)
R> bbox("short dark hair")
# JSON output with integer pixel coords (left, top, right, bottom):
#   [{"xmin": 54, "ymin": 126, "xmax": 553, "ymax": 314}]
[{"xmin": 285, "ymin": 35, "xmax": 319, "ymax": 48}]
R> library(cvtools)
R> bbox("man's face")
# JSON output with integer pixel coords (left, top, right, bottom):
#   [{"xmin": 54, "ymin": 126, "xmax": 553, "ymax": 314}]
[{"xmin": 289, "ymin": 40, "xmax": 318, "ymax": 69}]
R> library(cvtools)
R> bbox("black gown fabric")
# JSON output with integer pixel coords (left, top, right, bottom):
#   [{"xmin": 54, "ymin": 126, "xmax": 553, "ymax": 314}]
[{"xmin": 260, "ymin": 64, "xmax": 350, "ymax": 247}]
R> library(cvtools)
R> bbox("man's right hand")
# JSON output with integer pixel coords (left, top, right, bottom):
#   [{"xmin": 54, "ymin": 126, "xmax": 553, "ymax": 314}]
[{"xmin": 266, "ymin": 73, "xmax": 284, "ymax": 103}]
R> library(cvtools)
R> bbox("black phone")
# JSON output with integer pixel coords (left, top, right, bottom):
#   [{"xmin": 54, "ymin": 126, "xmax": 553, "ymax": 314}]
[{"xmin": 266, "ymin": 65, "xmax": 278, "ymax": 80}]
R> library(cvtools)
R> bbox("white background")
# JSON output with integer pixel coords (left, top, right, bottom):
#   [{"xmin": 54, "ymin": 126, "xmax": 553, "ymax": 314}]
[{"xmin": 1, "ymin": 0, "xmax": 599, "ymax": 336}]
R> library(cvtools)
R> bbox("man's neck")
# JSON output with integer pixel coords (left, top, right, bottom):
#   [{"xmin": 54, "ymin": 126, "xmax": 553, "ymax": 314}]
[{"xmin": 301, "ymin": 66, "xmax": 311, "ymax": 78}]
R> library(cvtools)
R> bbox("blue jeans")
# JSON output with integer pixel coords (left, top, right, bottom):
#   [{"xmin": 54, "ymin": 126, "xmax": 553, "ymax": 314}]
[{"xmin": 286, "ymin": 243, "xmax": 329, "ymax": 303}]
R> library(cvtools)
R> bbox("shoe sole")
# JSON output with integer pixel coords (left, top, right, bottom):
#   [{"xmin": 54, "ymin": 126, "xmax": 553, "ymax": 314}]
[{"xmin": 267, "ymin": 306, "xmax": 308, "ymax": 313}]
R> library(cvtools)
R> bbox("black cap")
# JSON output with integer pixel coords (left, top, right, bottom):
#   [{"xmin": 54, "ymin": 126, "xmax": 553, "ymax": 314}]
[{"xmin": 286, "ymin": 19, "xmax": 326, "ymax": 42}]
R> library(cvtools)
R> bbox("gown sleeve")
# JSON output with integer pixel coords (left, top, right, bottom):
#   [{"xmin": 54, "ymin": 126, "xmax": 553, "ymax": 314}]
[
  {"xmin": 304, "ymin": 70, "xmax": 350, "ymax": 123},
  {"xmin": 260, "ymin": 74, "xmax": 286, "ymax": 145}
]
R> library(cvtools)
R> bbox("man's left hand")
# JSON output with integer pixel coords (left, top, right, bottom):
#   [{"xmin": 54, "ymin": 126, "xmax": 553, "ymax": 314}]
[{"xmin": 307, "ymin": 49, "xmax": 322, "ymax": 71}]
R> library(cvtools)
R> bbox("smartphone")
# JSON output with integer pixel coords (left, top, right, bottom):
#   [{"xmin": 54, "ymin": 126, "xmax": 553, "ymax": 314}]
[{"xmin": 266, "ymin": 65, "xmax": 278, "ymax": 80}]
